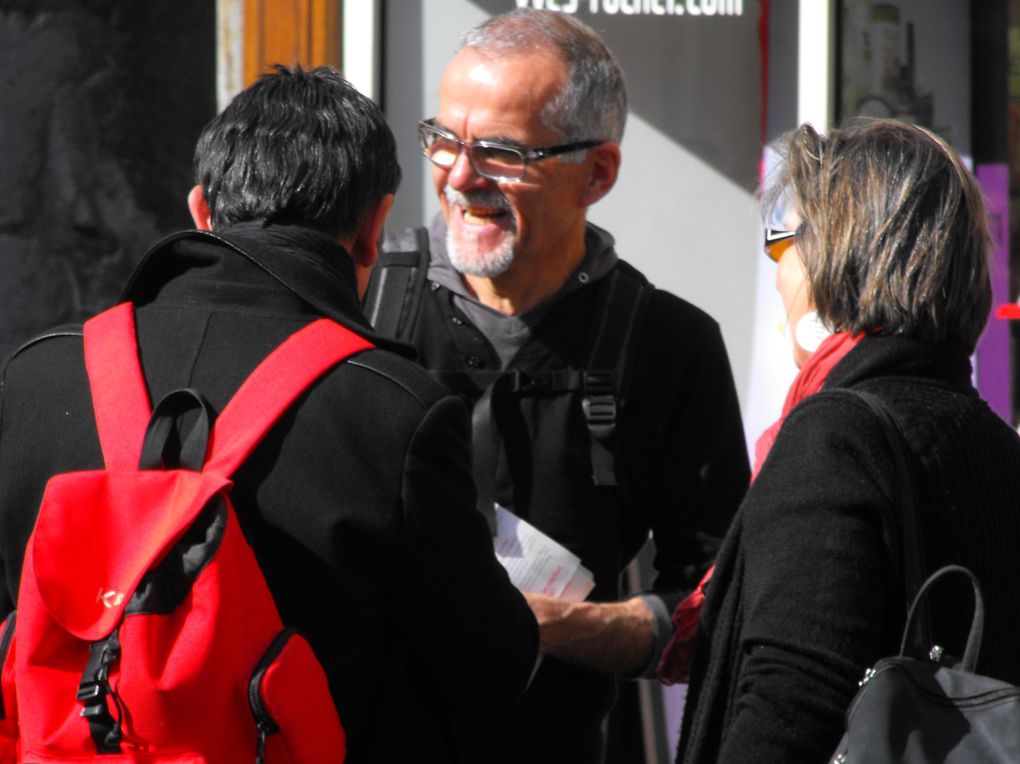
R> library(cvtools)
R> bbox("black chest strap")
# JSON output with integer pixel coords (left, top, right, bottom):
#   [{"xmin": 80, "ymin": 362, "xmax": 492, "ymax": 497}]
[
  {"xmin": 464, "ymin": 267, "xmax": 652, "ymax": 523},
  {"xmin": 366, "ymin": 229, "xmax": 653, "ymax": 516}
]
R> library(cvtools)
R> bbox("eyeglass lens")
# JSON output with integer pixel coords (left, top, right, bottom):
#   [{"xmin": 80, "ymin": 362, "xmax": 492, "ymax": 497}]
[
  {"xmin": 764, "ymin": 229, "xmax": 797, "ymax": 263},
  {"xmin": 422, "ymin": 127, "xmax": 527, "ymax": 180}
]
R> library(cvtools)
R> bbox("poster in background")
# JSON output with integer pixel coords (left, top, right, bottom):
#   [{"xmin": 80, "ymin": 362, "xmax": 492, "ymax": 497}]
[{"xmin": 839, "ymin": 0, "xmax": 970, "ymax": 153}]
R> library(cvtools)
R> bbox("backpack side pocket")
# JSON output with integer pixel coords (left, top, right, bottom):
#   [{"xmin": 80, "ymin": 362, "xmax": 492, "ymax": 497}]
[{"xmin": 249, "ymin": 628, "xmax": 346, "ymax": 764}]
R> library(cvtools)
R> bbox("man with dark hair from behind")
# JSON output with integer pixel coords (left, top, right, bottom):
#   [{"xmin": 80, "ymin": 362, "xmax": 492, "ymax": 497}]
[{"xmin": 0, "ymin": 65, "xmax": 537, "ymax": 763}]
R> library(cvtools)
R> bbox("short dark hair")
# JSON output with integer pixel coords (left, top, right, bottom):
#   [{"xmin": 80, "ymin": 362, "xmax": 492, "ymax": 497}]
[
  {"xmin": 194, "ymin": 64, "xmax": 400, "ymax": 238},
  {"xmin": 766, "ymin": 120, "xmax": 992, "ymax": 351}
]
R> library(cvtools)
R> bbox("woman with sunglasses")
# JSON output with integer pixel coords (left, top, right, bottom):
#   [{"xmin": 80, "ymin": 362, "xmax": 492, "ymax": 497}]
[{"xmin": 674, "ymin": 119, "xmax": 1020, "ymax": 763}]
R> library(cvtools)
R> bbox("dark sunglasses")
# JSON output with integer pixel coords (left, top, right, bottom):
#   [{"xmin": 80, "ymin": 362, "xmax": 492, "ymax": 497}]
[{"xmin": 763, "ymin": 226, "xmax": 799, "ymax": 262}]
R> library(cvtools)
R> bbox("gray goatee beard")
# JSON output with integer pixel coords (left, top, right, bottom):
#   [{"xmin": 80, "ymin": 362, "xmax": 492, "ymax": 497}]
[{"xmin": 444, "ymin": 186, "xmax": 516, "ymax": 278}]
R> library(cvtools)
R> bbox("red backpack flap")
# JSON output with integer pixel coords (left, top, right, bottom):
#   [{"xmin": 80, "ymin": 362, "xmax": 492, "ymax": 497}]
[{"xmin": 31, "ymin": 469, "xmax": 230, "ymax": 641}]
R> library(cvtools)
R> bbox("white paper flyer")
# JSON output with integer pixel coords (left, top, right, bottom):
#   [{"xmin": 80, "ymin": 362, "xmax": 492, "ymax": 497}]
[{"xmin": 493, "ymin": 505, "xmax": 595, "ymax": 602}]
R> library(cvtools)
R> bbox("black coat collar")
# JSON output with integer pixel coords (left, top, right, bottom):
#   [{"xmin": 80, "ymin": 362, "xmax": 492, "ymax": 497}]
[
  {"xmin": 825, "ymin": 333, "xmax": 975, "ymax": 394},
  {"xmin": 121, "ymin": 224, "xmax": 413, "ymax": 356}
]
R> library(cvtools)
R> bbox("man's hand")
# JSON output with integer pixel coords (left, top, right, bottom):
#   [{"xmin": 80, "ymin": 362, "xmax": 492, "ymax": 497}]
[{"xmin": 523, "ymin": 593, "xmax": 655, "ymax": 676}]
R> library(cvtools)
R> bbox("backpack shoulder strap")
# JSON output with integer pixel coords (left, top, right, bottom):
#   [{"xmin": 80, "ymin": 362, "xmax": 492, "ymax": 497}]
[
  {"xmin": 83, "ymin": 305, "xmax": 374, "ymax": 476},
  {"xmin": 82, "ymin": 302, "xmax": 153, "ymax": 470},
  {"xmin": 581, "ymin": 266, "xmax": 654, "ymax": 486},
  {"xmin": 204, "ymin": 318, "xmax": 374, "ymax": 476},
  {"xmin": 362, "ymin": 227, "xmax": 430, "ymax": 340},
  {"xmin": 585, "ymin": 264, "xmax": 653, "ymax": 388}
]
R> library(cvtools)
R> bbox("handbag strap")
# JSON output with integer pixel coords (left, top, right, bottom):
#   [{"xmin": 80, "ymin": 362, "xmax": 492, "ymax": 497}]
[
  {"xmin": 900, "ymin": 564, "xmax": 984, "ymax": 670},
  {"xmin": 840, "ymin": 389, "xmax": 929, "ymax": 650}
]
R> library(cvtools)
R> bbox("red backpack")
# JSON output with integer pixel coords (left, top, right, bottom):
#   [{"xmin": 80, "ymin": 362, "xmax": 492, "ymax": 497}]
[{"xmin": 0, "ymin": 302, "xmax": 370, "ymax": 762}]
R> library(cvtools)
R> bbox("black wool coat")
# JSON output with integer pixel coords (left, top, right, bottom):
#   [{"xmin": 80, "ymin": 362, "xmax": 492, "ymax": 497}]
[
  {"xmin": 0, "ymin": 223, "xmax": 538, "ymax": 764},
  {"xmin": 677, "ymin": 333, "xmax": 1020, "ymax": 763}
]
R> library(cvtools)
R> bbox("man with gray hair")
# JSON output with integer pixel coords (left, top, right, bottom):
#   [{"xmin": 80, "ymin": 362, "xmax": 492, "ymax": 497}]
[{"xmin": 364, "ymin": 9, "xmax": 749, "ymax": 762}]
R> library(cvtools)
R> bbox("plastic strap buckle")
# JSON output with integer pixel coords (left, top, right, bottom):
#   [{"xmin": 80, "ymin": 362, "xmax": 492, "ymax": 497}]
[
  {"xmin": 582, "ymin": 372, "xmax": 617, "ymax": 436},
  {"xmin": 582, "ymin": 372, "xmax": 618, "ymax": 486},
  {"xmin": 77, "ymin": 633, "xmax": 122, "ymax": 753}
]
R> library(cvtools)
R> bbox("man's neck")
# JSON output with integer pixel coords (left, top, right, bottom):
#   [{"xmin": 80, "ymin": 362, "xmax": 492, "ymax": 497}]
[{"xmin": 461, "ymin": 237, "xmax": 588, "ymax": 317}]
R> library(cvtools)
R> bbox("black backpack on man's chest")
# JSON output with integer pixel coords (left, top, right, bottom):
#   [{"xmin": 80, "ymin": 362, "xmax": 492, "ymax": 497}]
[{"xmin": 363, "ymin": 227, "xmax": 653, "ymax": 526}]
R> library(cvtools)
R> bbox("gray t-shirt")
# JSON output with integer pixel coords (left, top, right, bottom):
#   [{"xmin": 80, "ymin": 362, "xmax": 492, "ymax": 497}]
[{"xmin": 426, "ymin": 214, "xmax": 619, "ymax": 368}]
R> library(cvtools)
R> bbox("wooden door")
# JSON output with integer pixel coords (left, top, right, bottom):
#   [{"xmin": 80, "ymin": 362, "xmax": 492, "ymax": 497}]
[{"xmin": 243, "ymin": 0, "xmax": 340, "ymax": 83}]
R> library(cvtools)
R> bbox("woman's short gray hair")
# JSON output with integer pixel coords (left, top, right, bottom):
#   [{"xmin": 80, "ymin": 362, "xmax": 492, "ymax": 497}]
[
  {"xmin": 460, "ymin": 9, "xmax": 628, "ymax": 147},
  {"xmin": 765, "ymin": 120, "xmax": 992, "ymax": 351}
]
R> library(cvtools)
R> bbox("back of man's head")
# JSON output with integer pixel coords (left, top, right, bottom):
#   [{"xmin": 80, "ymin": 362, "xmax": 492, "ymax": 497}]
[
  {"xmin": 193, "ymin": 65, "xmax": 400, "ymax": 239},
  {"xmin": 461, "ymin": 10, "xmax": 627, "ymax": 145}
]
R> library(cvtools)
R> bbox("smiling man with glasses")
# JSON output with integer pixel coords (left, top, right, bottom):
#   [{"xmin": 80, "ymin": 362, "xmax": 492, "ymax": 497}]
[{"xmin": 363, "ymin": 10, "xmax": 749, "ymax": 763}]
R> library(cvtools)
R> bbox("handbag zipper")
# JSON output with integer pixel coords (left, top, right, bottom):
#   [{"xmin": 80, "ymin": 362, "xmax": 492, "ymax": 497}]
[{"xmin": 855, "ymin": 659, "xmax": 1020, "ymax": 709}]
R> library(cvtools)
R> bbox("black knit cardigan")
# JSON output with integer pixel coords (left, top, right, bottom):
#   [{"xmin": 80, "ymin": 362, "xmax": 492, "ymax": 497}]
[{"xmin": 677, "ymin": 333, "xmax": 1020, "ymax": 763}]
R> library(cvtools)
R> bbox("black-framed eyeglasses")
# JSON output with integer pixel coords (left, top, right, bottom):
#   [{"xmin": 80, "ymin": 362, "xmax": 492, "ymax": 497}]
[
  {"xmin": 417, "ymin": 119, "xmax": 603, "ymax": 182},
  {"xmin": 763, "ymin": 226, "xmax": 799, "ymax": 262}
]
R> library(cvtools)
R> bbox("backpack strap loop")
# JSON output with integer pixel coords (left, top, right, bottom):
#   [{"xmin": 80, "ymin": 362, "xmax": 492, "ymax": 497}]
[
  {"xmin": 83, "ymin": 303, "xmax": 152, "ymax": 470},
  {"xmin": 139, "ymin": 389, "xmax": 214, "ymax": 471}
]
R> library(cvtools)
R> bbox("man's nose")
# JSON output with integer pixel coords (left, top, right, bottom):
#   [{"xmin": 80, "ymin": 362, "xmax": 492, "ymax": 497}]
[{"xmin": 446, "ymin": 149, "xmax": 488, "ymax": 190}]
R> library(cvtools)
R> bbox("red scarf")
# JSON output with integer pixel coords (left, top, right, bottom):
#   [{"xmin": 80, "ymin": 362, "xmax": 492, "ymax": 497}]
[{"xmin": 657, "ymin": 331, "xmax": 862, "ymax": 684}]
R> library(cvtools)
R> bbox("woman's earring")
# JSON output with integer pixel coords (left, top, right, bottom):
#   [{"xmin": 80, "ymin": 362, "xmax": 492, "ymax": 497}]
[{"xmin": 794, "ymin": 311, "xmax": 831, "ymax": 353}]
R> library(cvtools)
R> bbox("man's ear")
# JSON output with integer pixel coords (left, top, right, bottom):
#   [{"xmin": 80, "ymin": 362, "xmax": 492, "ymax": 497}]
[
  {"xmin": 350, "ymin": 193, "xmax": 395, "ymax": 269},
  {"xmin": 350, "ymin": 194, "xmax": 395, "ymax": 298},
  {"xmin": 579, "ymin": 142, "xmax": 621, "ymax": 207},
  {"xmin": 187, "ymin": 184, "xmax": 213, "ymax": 231}
]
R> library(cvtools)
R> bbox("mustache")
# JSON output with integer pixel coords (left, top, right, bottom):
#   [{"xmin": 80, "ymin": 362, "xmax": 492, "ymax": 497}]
[{"xmin": 444, "ymin": 186, "xmax": 511, "ymax": 211}]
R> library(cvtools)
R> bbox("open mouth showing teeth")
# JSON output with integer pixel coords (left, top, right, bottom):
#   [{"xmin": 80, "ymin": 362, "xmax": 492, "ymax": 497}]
[{"xmin": 462, "ymin": 207, "xmax": 507, "ymax": 225}]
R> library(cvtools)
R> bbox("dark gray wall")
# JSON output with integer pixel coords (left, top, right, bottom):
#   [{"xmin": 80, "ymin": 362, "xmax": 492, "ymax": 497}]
[{"xmin": 0, "ymin": 1, "xmax": 215, "ymax": 361}]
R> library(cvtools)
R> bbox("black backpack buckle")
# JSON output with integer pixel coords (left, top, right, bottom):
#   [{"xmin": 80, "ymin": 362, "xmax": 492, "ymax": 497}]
[
  {"xmin": 582, "ymin": 372, "xmax": 616, "ymax": 435},
  {"xmin": 77, "ymin": 632, "xmax": 123, "ymax": 753}
]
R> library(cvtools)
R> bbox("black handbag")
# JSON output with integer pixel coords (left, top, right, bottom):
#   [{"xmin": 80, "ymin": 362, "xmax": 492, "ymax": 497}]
[
  {"xmin": 829, "ymin": 391, "xmax": 1020, "ymax": 763},
  {"xmin": 831, "ymin": 564, "xmax": 1020, "ymax": 762}
]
